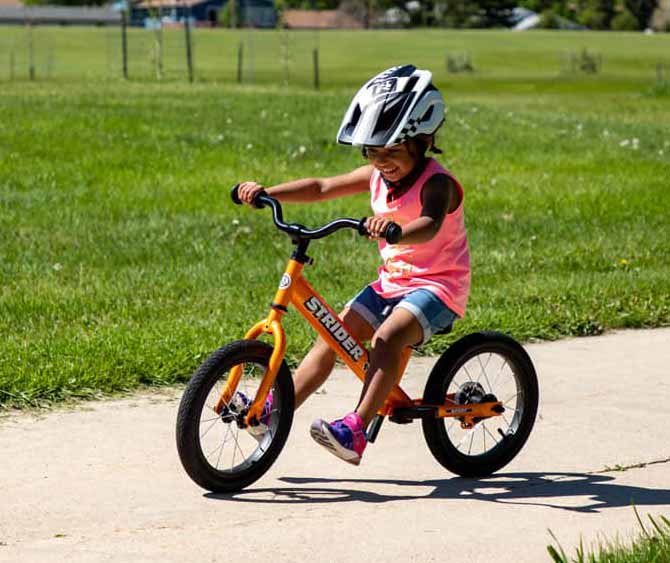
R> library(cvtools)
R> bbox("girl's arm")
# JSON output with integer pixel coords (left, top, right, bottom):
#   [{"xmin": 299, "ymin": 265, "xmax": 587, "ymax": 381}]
[
  {"xmin": 366, "ymin": 174, "xmax": 460, "ymax": 244},
  {"xmin": 238, "ymin": 165, "xmax": 373, "ymax": 205}
]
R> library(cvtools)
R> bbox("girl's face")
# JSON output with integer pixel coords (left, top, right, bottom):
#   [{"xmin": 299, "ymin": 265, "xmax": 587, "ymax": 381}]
[{"xmin": 365, "ymin": 142, "xmax": 418, "ymax": 182}]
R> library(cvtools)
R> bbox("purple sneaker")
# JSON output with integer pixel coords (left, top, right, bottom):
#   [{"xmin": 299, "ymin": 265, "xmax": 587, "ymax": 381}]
[
  {"xmin": 310, "ymin": 412, "xmax": 367, "ymax": 466},
  {"xmin": 230, "ymin": 391, "xmax": 274, "ymax": 439}
]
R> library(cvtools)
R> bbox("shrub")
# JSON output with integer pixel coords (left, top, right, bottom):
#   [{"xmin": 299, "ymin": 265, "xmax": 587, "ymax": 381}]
[
  {"xmin": 578, "ymin": 6, "xmax": 608, "ymax": 29},
  {"xmin": 539, "ymin": 9, "xmax": 561, "ymax": 28},
  {"xmin": 611, "ymin": 8, "xmax": 639, "ymax": 30}
]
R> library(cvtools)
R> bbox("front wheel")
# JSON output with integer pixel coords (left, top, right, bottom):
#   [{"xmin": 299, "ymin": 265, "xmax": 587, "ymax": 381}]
[
  {"xmin": 176, "ymin": 340, "xmax": 294, "ymax": 493},
  {"xmin": 421, "ymin": 331, "xmax": 538, "ymax": 478}
]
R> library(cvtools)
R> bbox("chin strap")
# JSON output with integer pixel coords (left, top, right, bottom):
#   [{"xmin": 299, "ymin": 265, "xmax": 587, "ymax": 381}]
[{"xmin": 383, "ymin": 157, "xmax": 429, "ymax": 203}]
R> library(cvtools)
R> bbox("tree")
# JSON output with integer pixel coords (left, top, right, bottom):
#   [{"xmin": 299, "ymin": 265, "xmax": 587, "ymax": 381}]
[
  {"xmin": 611, "ymin": 7, "xmax": 639, "ymax": 28},
  {"xmin": 478, "ymin": 0, "xmax": 517, "ymax": 26},
  {"xmin": 24, "ymin": 0, "xmax": 107, "ymax": 5},
  {"xmin": 624, "ymin": 0, "xmax": 658, "ymax": 28},
  {"xmin": 576, "ymin": 0, "xmax": 616, "ymax": 29}
]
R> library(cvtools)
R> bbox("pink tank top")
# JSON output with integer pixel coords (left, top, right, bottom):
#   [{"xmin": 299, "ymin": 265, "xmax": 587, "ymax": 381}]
[{"xmin": 369, "ymin": 158, "xmax": 471, "ymax": 317}]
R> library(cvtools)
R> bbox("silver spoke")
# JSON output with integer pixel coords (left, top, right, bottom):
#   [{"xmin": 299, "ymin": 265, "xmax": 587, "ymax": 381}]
[
  {"xmin": 503, "ymin": 403, "xmax": 519, "ymax": 417},
  {"xmin": 462, "ymin": 363, "xmax": 475, "ymax": 383},
  {"xmin": 501, "ymin": 412, "xmax": 513, "ymax": 428},
  {"xmin": 489, "ymin": 358, "xmax": 510, "ymax": 392},
  {"xmin": 231, "ymin": 428, "xmax": 238, "ymax": 468},
  {"xmin": 230, "ymin": 427, "xmax": 246, "ymax": 469},
  {"xmin": 200, "ymin": 415, "xmax": 223, "ymax": 424},
  {"xmin": 483, "ymin": 422, "xmax": 500, "ymax": 446},
  {"xmin": 477, "ymin": 354, "xmax": 494, "ymax": 391},
  {"xmin": 214, "ymin": 427, "xmax": 229, "ymax": 469},
  {"xmin": 504, "ymin": 392, "xmax": 522, "ymax": 406},
  {"xmin": 208, "ymin": 424, "xmax": 231, "ymax": 459},
  {"xmin": 455, "ymin": 429, "xmax": 473, "ymax": 450},
  {"xmin": 200, "ymin": 417, "xmax": 221, "ymax": 440}
]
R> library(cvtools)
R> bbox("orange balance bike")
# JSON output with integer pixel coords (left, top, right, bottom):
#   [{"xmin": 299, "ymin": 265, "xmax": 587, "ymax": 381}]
[{"xmin": 176, "ymin": 186, "xmax": 539, "ymax": 493}]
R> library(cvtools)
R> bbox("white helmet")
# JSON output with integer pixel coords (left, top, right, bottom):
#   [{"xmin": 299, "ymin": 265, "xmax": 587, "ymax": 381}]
[{"xmin": 336, "ymin": 65, "xmax": 445, "ymax": 148}]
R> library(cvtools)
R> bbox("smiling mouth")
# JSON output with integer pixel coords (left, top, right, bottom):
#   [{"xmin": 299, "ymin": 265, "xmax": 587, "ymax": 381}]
[{"xmin": 378, "ymin": 166, "xmax": 399, "ymax": 176}]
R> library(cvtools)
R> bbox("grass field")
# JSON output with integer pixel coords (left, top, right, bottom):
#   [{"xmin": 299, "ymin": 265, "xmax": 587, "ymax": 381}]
[
  {"xmin": 548, "ymin": 510, "xmax": 670, "ymax": 562},
  {"xmin": 1, "ymin": 29, "xmax": 669, "ymax": 408}
]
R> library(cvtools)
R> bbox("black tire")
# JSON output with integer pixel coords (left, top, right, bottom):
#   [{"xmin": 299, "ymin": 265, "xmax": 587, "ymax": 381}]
[
  {"xmin": 421, "ymin": 331, "xmax": 538, "ymax": 478},
  {"xmin": 176, "ymin": 340, "xmax": 294, "ymax": 493}
]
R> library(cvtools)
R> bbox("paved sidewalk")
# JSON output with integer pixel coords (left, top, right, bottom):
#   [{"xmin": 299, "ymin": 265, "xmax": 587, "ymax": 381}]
[{"xmin": 1, "ymin": 328, "xmax": 669, "ymax": 562}]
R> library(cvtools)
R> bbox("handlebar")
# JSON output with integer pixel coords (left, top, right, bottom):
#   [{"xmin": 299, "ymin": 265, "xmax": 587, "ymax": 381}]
[{"xmin": 231, "ymin": 185, "xmax": 402, "ymax": 245}]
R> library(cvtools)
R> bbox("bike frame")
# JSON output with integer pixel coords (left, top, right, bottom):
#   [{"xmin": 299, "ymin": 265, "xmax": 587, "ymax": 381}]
[{"xmin": 215, "ymin": 256, "xmax": 503, "ymax": 430}]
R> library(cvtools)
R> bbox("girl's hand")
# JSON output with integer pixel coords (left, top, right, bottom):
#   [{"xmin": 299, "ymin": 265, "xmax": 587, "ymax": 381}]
[
  {"xmin": 238, "ymin": 181, "xmax": 266, "ymax": 207},
  {"xmin": 365, "ymin": 216, "xmax": 396, "ymax": 240}
]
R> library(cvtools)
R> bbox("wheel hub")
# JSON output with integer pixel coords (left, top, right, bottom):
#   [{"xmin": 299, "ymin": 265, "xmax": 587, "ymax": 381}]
[{"xmin": 454, "ymin": 381, "xmax": 500, "ymax": 427}]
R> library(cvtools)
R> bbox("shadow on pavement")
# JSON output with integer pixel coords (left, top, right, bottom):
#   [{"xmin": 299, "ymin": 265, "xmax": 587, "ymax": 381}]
[{"xmin": 206, "ymin": 472, "xmax": 670, "ymax": 513}]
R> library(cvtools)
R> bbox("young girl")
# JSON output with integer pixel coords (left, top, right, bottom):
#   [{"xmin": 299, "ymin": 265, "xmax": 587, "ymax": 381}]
[{"xmin": 237, "ymin": 65, "xmax": 470, "ymax": 466}]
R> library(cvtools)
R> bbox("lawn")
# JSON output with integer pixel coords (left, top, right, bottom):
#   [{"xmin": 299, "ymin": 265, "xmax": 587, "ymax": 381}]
[{"xmin": 1, "ymin": 29, "xmax": 669, "ymax": 407}]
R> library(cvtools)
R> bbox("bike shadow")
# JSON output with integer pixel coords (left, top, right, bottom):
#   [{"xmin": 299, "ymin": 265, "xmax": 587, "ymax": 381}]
[{"xmin": 205, "ymin": 471, "xmax": 670, "ymax": 513}]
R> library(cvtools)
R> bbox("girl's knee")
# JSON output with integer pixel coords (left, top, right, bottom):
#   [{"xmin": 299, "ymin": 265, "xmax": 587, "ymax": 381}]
[
  {"xmin": 371, "ymin": 326, "xmax": 406, "ymax": 350},
  {"xmin": 372, "ymin": 310, "xmax": 423, "ymax": 350}
]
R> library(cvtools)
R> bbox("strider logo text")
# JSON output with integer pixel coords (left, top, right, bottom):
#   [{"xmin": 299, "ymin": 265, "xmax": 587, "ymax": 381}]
[{"xmin": 304, "ymin": 296, "xmax": 365, "ymax": 362}]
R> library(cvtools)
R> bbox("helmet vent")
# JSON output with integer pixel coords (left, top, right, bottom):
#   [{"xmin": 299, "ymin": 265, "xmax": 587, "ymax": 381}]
[
  {"xmin": 350, "ymin": 104, "xmax": 362, "ymax": 126},
  {"xmin": 421, "ymin": 105, "xmax": 434, "ymax": 122},
  {"xmin": 403, "ymin": 76, "xmax": 418, "ymax": 92}
]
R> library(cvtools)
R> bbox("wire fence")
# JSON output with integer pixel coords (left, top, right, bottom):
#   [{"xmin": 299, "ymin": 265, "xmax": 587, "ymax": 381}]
[
  {"xmin": 1, "ymin": 24, "xmax": 668, "ymax": 88},
  {"xmin": 0, "ymin": 24, "xmax": 322, "ymax": 87}
]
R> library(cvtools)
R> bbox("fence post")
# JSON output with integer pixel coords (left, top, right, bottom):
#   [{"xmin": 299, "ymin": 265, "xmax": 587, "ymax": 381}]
[
  {"xmin": 281, "ymin": 29, "xmax": 289, "ymax": 86},
  {"xmin": 155, "ymin": 10, "xmax": 164, "ymax": 79},
  {"xmin": 312, "ymin": 47, "xmax": 319, "ymax": 90},
  {"xmin": 28, "ymin": 21, "xmax": 35, "ymax": 81},
  {"xmin": 121, "ymin": 10, "xmax": 128, "ymax": 79},
  {"xmin": 237, "ymin": 41, "xmax": 243, "ymax": 83},
  {"xmin": 247, "ymin": 31, "xmax": 254, "ymax": 83},
  {"xmin": 47, "ymin": 50, "xmax": 54, "ymax": 78},
  {"xmin": 656, "ymin": 62, "xmax": 669, "ymax": 83},
  {"xmin": 184, "ymin": 13, "xmax": 194, "ymax": 83}
]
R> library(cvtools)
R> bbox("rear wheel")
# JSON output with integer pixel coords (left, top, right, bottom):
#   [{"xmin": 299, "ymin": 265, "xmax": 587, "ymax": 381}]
[
  {"xmin": 176, "ymin": 340, "xmax": 294, "ymax": 493},
  {"xmin": 421, "ymin": 332, "xmax": 538, "ymax": 477}
]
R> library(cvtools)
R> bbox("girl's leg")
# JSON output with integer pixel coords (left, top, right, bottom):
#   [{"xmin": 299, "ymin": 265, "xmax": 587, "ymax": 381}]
[
  {"xmin": 308, "ymin": 307, "xmax": 421, "ymax": 465},
  {"xmin": 355, "ymin": 307, "xmax": 423, "ymax": 427},
  {"xmin": 293, "ymin": 307, "xmax": 374, "ymax": 409}
]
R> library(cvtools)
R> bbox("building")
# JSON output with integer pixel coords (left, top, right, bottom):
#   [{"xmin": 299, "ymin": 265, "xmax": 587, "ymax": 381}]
[
  {"xmin": 281, "ymin": 9, "xmax": 363, "ymax": 29},
  {"xmin": 652, "ymin": 0, "xmax": 670, "ymax": 30},
  {"xmin": 131, "ymin": 0, "xmax": 276, "ymax": 28},
  {"xmin": 0, "ymin": 0, "xmax": 120, "ymax": 25}
]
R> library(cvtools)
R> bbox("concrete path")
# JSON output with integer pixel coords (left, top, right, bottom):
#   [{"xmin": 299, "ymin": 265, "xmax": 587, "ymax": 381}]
[{"xmin": 1, "ymin": 328, "xmax": 669, "ymax": 562}]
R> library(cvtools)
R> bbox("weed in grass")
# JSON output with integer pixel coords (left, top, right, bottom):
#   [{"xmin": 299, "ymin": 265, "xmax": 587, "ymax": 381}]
[
  {"xmin": 548, "ymin": 507, "xmax": 670, "ymax": 562},
  {"xmin": 644, "ymin": 82, "xmax": 670, "ymax": 98}
]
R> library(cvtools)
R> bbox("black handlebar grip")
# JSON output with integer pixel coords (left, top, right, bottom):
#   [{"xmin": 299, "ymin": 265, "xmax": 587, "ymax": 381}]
[
  {"xmin": 231, "ymin": 184, "xmax": 242, "ymax": 205},
  {"xmin": 252, "ymin": 190, "xmax": 268, "ymax": 209},
  {"xmin": 231, "ymin": 184, "xmax": 268, "ymax": 208},
  {"xmin": 384, "ymin": 223, "xmax": 402, "ymax": 245},
  {"xmin": 358, "ymin": 218, "xmax": 402, "ymax": 244}
]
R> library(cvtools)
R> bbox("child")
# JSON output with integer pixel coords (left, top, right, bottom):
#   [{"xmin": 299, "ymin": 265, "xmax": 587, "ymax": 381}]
[{"xmin": 237, "ymin": 65, "xmax": 470, "ymax": 466}]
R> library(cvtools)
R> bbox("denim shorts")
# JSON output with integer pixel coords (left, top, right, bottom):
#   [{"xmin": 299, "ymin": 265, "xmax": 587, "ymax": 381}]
[{"xmin": 346, "ymin": 285, "xmax": 458, "ymax": 346}]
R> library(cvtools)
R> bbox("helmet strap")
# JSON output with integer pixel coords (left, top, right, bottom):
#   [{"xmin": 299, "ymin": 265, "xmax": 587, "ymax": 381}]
[{"xmin": 383, "ymin": 156, "xmax": 429, "ymax": 203}]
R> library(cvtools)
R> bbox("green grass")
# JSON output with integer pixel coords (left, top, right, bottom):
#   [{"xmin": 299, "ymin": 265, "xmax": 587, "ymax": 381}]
[
  {"xmin": 548, "ymin": 510, "xmax": 670, "ymax": 562},
  {"xmin": 1, "ymin": 29, "xmax": 669, "ymax": 408}
]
